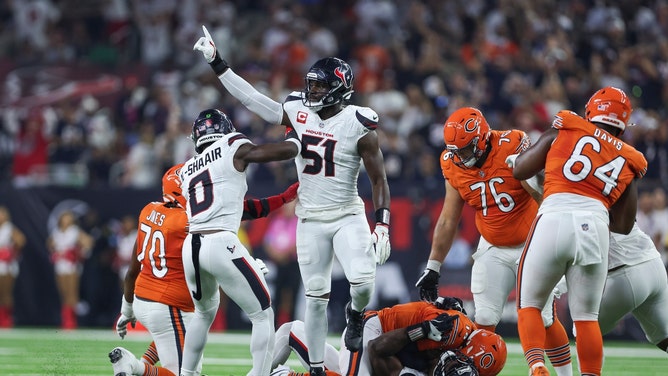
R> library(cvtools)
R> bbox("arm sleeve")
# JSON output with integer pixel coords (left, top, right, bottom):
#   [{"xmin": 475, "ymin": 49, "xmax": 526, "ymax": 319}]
[
  {"xmin": 218, "ymin": 69, "xmax": 285, "ymax": 124},
  {"xmin": 242, "ymin": 195, "xmax": 285, "ymax": 221}
]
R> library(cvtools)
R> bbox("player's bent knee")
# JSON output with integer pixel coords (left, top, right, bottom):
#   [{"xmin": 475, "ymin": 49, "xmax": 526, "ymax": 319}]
[
  {"xmin": 305, "ymin": 275, "xmax": 330, "ymax": 297},
  {"xmin": 349, "ymin": 258, "xmax": 375, "ymax": 283},
  {"xmin": 474, "ymin": 308, "xmax": 501, "ymax": 328},
  {"xmin": 248, "ymin": 305, "xmax": 274, "ymax": 324},
  {"xmin": 195, "ymin": 303, "xmax": 219, "ymax": 322}
]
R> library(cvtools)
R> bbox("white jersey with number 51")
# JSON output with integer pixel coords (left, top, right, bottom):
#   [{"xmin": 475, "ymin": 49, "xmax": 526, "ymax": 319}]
[{"xmin": 283, "ymin": 92, "xmax": 378, "ymax": 221}]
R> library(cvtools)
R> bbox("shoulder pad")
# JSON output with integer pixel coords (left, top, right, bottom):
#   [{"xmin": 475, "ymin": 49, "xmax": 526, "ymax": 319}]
[
  {"xmin": 355, "ymin": 107, "xmax": 379, "ymax": 130},
  {"xmin": 285, "ymin": 91, "xmax": 303, "ymax": 103},
  {"xmin": 228, "ymin": 132, "xmax": 249, "ymax": 146},
  {"xmin": 552, "ymin": 110, "xmax": 583, "ymax": 130},
  {"xmin": 511, "ymin": 129, "xmax": 531, "ymax": 153}
]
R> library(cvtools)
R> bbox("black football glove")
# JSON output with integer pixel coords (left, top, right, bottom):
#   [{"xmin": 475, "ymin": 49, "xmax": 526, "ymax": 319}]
[
  {"xmin": 416, "ymin": 267, "xmax": 440, "ymax": 302},
  {"xmin": 407, "ymin": 313, "xmax": 458, "ymax": 342},
  {"xmin": 434, "ymin": 296, "xmax": 466, "ymax": 315}
]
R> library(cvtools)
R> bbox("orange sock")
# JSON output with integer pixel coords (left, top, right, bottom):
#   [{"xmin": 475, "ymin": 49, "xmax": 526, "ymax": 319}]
[
  {"xmin": 141, "ymin": 341, "xmax": 159, "ymax": 365},
  {"xmin": 573, "ymin": 320, "xmax": 602, "ymax": 376},
  {"xmin": 142, "ymin": 364, "xmax": 175, "ymax": 376},
  {"xmin": 544, "ymin": 318, "xmax": 571, "ymax": 368},
  {"xmin": 518, "ymin": 307, "xmax": 547, "ymax": 368},
  {"xmin": 475, "ymin": 323, "xmax": 497, "ymax": 332}
]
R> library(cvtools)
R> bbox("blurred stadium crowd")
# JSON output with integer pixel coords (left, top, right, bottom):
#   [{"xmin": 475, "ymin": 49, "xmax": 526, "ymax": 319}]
[
  {"xmin": 2, "ymin": 1, "xmax": 667, "ymax": 243},
  {"xmin": 0, "ymin": 0, "xmax": 667, "ymax": 330},
  {"xmin": 0, "ymin": 0, "xmax": 666, "ymax": 191}
]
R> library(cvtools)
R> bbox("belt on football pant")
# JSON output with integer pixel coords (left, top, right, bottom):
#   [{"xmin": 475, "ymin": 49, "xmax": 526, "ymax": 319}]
[{"xmin": 608, "ymin": 264, "xmax": 626, "ymax": 273}]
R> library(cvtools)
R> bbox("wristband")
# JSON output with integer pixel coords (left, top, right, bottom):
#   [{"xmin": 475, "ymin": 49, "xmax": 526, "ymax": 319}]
[
  {"xmin": 375, "ymin": 208, "xmax": 390, "ymax": 225},
  {"xmin": 406, "ymin": 323, "xmax": 426, "ymax": 342},
  {"xmin": 426, "ymin": 259, "xmax": 442, "ymax": 273},
  {"xmin": 209, "ymin": 54, "xmax": 230, "ymax": 76}
]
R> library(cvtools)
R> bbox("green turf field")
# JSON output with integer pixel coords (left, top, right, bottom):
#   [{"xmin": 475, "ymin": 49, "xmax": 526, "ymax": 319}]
[{"xmin": 0, "ymin": 328, "xmax": 664, "ymax": 375}]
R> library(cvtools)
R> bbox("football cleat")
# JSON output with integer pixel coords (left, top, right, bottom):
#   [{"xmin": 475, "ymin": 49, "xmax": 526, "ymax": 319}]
[
  {"xmin": 270, "ymin": 365, "xmax": 290, "ymax": 376},
  {"xmin": 308, "ymin": 367, "xmax": 326, "ymax": 376},
  {"xmin": 109, "ymin": 347, "xmax": 139, "ymax": 376},
  {"xmin": 344, "ymin": 301, "xmax": 365, "ymax": 352},
  {"xmin": 529, "ymin": 363, "xmax": 550, "ymax": 376}
]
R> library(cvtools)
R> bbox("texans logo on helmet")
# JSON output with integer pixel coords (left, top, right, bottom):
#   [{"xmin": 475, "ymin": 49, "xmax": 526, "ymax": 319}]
[{"xmin": 334, "ymin": 67, "xmax": 350, "ymax": 88}]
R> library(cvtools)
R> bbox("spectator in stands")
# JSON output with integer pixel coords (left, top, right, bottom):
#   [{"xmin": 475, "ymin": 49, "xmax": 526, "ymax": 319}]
[{"xmin": 12, "ymin": 110, "xmax": 51, "ymax": 187}]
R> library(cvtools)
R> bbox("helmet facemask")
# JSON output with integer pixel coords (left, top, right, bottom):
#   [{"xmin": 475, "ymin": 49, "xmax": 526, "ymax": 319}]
[{"xmin": 448, "ymin": 136, "xmax": 484, "ymax": 168}]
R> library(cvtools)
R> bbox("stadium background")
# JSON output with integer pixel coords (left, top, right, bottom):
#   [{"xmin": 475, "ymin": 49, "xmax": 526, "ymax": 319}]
[{"xmin": 0, "ymin": 0, "xmax": 666, "ymax": 346}]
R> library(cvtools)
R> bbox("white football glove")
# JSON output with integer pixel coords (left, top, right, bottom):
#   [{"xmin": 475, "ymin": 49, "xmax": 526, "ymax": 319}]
[
  {"xmin": 193, "ymin": 25, "xmax": 217, "ymax": 63},
  {"xmin": 255, "ymin": 258, "xmax": 270, "ymax": 275},
  {"xmin": 505, "ymin": 153, "xmax": 518, "ymax": 168},
  {"xmin": 116, "ymin": 296, "xmax": 136, "ymax": 339},
  {"xmin": 553, "ymin": 276, "xmax": 568, "ymax": 299},
  {"xmin": 372, "ymin": 224, "xmax": 391, "ymax": 265}
]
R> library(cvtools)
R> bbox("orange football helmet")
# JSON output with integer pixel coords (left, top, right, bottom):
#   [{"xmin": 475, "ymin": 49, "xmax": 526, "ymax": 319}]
[
  {"xmin": 443, "ymin": 107, "xmax": 491, "ymax": 168},
  {"xmin": 460, "ymin": 329, "xmax": 507, "ymax": 376},
  {"xmin": 585, "ymin": 86, "xmax": 632, "ymax": 133},
  {"xmin": 162, "ymin": 163, "xmax": 186, "ymax": 208}
]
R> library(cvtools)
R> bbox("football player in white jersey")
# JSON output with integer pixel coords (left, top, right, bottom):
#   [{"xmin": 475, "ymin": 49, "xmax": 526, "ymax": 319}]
[
  {"xmin": 194, "ymin": 26, "xmax": 392, "ymax": 376},
  {"xmin": 179, "ymin": 109, "xmax": 299, "ymax": 376},
  {"xmin": 554, "ymin": 222, "xmax": 668, "ymax": 354}
]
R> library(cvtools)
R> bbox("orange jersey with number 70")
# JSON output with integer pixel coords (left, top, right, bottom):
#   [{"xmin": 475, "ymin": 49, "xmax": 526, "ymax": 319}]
[
  {"xmin": 134, "ymin": 201, "xmax": 194, "ymax": 312},
  {"xmin": 544, "ymin": 110, "xmax": 647, "ymax": 208}
]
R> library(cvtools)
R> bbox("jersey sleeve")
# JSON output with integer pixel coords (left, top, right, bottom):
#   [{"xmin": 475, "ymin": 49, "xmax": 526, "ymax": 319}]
[
  {"xmin": 354, "ymin": 107, "xmax": 379, "ymax": 131},
  {"xmin": 551, "ymin": 110, "xmax": 581, "ymax": 130}
]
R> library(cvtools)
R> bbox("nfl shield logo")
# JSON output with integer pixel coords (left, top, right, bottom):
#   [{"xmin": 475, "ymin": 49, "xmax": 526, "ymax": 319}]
[{"xmin": 581, "ymin": 223, "xmax": 589, "ymax": 231}]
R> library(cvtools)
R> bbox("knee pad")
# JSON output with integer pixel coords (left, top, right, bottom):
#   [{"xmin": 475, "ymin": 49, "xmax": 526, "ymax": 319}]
[
  {"xmin": 195, "ymin": 303, "xmax": 219, "ymax": 322},
  {"xmin": 473, "ymin": 306, "xmax": 501, "ymax": 328},
  {"xmin": 248, "ymin": 305, "xmax": 274, "ymax": 324},
  {"xmin": 305, "ymin": 275, "xmax": 330, "ymax": 297},
  {"xmin": 350, "ymin": 280, "xmax": 374, "ymax": 305}
]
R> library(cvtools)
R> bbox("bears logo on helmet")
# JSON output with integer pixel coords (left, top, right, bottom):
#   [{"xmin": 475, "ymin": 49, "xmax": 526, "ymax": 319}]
[
  {"xmin": 443, "ymin": 107, "xmax": 491, "ymax": 168},
  {"xmin": 162, "ymin": 163, "xmax": 186, "ymax": 208},
  {"xmin": 303, "ymin": 57, "xmax": 354, "ymax": 111},
  {"xmin": 460, "ymin": 329, "xmax": 507, "ymax": 376},
  {"xmin": 191, "ymin": 109, "xmax": 236, "ymax": 153},
  {"xmin": 585, "ymin": 86, "xmax": 632, "ymax": 133}
]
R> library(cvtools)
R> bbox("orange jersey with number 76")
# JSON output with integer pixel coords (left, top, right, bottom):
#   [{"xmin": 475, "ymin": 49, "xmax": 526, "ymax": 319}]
[{"xmin": 440, "ymin": 129, "xmax": 537, "ymax": 246}]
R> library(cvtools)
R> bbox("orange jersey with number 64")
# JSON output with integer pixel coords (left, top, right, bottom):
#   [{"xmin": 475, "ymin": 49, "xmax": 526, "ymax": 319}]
[
  {"xmin": 544, "ymin": 111, "xmax": 647, "ymax": 208},
  {"xmin": 134, "ymin": 201, "xmax": 194, "ymax": 312},
  {"xmin": 440, "ymin": 129, "xmax": 536, "ymax": 246}
]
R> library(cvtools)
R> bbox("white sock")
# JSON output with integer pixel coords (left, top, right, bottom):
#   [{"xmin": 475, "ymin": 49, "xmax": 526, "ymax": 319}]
[
  {"xmin": 553, "ymin": 364, "xmax": 573, "ymax": 376},
  {"xmin": 304, "ymin": 297, "xmax": 329, "ymax": 367}
]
